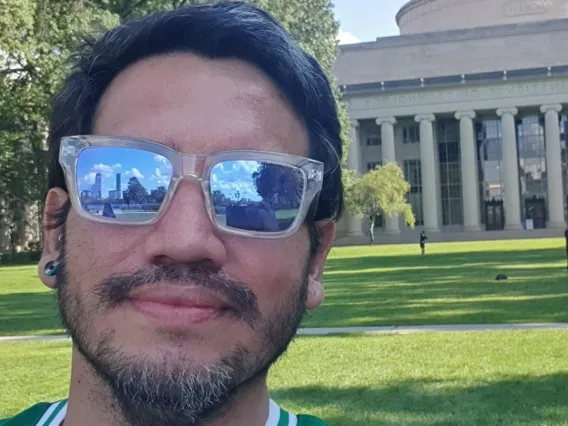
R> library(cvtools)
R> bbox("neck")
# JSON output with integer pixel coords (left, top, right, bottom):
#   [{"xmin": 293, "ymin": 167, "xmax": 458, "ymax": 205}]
[{"xmin": 64, "ymin": 348, "xmax": 271, "ymax": 426}]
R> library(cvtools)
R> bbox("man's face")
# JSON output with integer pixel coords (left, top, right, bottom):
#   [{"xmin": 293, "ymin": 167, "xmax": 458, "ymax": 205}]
[{"xmin": 41, "ymin": 54, "xmax": 334, "ymax": 425}]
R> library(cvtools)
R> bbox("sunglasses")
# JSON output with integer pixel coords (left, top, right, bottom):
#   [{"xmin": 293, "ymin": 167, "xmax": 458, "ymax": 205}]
[{"xmin": 59, "ymin": 136, "xmax": 324, "ymax": 238}]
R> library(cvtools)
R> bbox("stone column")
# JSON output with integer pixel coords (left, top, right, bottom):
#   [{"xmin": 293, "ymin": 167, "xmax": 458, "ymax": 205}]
[
  {"xmin": 541, "ymin": 104, "xmax": 565, "ymax": 228},
  {"xmin": 376, "ymin": 117, "xmax": 400, "ymax": 234},
  {"xmin": 497, "ymin": 107, "xmax": 522, "ymax": 230},
  {"xmin": 346, "ymin": 119, "xmax": 363, "ymax": 237},
  {"xmin": 415, "ymin": 114, "xmax": 439, "ymax": 232},
  {"xmin": 455, "ymin": 110, "xmax": 481, "ymax": 231}
]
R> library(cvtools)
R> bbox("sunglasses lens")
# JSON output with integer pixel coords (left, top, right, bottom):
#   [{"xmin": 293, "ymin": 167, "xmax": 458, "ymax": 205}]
[
  {"xmin": 76, "ymin": 147, "xmax": 173, "ymax": 222},
  {"xmin": 209, "ymin": 160, "xmax": 305, "ymax": 233}
]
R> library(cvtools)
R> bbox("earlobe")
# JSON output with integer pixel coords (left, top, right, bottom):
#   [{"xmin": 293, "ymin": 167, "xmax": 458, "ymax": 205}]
[
  {"xmin": 306, "ymin": 276, "xmax": 324, "ymax": 310},
  {"xmin": 306, "ymin": 221, "xmax": 335, "ymax": 310},
  {"xmin": 38, "ymin": 188, "xmax": 69, "ymax": 289},
  {"xmin": 38, "ymin": 258, "xmax": 60, "ymax": 289}
]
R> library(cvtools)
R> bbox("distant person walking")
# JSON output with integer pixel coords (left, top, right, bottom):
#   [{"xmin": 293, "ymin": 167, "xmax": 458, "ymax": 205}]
[
  {"xmin": 420, "ymin": 230, "xmax": 428, "ymax": 256},
  {"xmin": 565, "ymin": 226, "xmax": 568, "ymax": 270}
]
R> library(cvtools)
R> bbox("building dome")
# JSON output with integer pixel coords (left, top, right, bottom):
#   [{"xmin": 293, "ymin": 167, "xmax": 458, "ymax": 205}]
[{"xmin": 396, "ymin": 0, "xmax": 565, "ymax": 35}]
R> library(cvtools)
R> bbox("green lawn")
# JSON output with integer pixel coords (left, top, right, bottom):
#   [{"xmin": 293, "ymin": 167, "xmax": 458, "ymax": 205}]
[
  {"xmin": 3, "ymin": 331, "xmax": 568, "ymax": 425},
  {"xmin": 0, "ymin": 265, "xmax": 62, "ymax": 336},
  {"xmin": 305, "ymin": 238, "xmax": 568, "ymax": 327},
  {"xmin": 1, "ymin": 238, "xmax": 567, "ymax": 336}
]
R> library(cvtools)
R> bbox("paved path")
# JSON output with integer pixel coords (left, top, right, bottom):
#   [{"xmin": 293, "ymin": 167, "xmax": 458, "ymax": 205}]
[
  {"xmin": 297, "ymin": 323, "xmax": 568, "ymax": 335},
  {"xmin": 2, "ymin": 323, "xmax": 568, "ymax": 342}
]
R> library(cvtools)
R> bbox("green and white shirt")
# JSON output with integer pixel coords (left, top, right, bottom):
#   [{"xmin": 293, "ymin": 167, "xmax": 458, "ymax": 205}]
[{"xmin": 0, "ymin": 399, "xmax": 327, "ymax": 426}]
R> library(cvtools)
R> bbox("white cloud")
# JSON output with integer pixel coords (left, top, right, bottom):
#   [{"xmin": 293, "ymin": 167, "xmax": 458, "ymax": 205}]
[
  {"xmin": 154, "ymin": 154, "xmax": 172, "ymax": 171},
  {"xmin": 337, "ymin": 29, "xmax": 361, "ymax": 45},
  {"xmin": 91, "ymin": 163, "xmax": 122, "ymax": 178},
  {"xmin": 131, "ymin": 168, "xmax": 144, "ymax": 179},
  {"xmin": 236, "ymin": 161, "xmax": 260, "ymax": 174},
  {"xmin": 150, "ymin": 168, "xmax": 171, "ymax": 186},
  {"xmin": 83, "ymin": 172, "xmax": 97, "ymax": 184},
  {"xmin": 92, "ymin": 163, "xmax": 114, "ymax": 176}
]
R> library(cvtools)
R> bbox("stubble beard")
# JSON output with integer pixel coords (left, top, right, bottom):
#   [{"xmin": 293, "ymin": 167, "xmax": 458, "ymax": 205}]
[{"xmin": 55, "ymin": 237, "xmax": 309, "ymax": 426}]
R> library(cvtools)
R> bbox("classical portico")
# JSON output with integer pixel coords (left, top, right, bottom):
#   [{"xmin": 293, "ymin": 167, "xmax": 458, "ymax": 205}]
[
  {"xmin": 337, "ymin": 80, "xmax": 568, "ymax": 243},
  {"xmin": 334, "ymin": 1, "xmax": 568, "ymax": 244}
]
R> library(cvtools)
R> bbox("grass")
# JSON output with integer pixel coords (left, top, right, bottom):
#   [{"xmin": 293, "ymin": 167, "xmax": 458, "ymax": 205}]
[
  {"xmin": 3, "ymin": 331, "xmax": 568, "ymax": 425},
  {"xmin": 304, "ymin": 238, "xmax": 568, "ymax": 328},
  {"xmin": 0, "ymin": 265, "xmax": 63, "ymax": 336},
  {"xmin": 1, "ymin": 238, "xmax": 568, "ymax": 336}
]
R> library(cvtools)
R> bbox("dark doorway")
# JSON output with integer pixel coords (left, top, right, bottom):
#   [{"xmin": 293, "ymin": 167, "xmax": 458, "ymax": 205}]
[
  {"xmin": 525, "ymin": 195, "xmax": 547, "ymax": 229},
  {"xmin": 485, "ymin": 198, "xmax": 505, "ymax": 231}
]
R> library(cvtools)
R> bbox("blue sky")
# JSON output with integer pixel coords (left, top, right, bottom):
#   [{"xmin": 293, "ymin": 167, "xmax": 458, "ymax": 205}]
[
  {"xmin": 334, "ymin": 0, "xmax": 409, "ymax": 44},
  {"xmin": 77, "ymin": 148, "xmax": 264, "ymax": 201},
  {"xmin": 77, "ymin": 148, "xmax": 173, "ymax": 197}
]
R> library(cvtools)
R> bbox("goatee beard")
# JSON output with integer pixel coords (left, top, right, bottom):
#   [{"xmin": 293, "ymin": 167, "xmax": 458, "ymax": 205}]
[{"xmin": 55, "ymin": 234, "xmax": 309, "ymax": 426}]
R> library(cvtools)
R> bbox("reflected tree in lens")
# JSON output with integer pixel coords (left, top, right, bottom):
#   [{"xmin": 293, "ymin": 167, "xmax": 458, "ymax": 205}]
[
  {"xmin": 212, "ymin": 190, "xmax": 232, "ymax": 207},
  {"xmin": 252, "ymin": 164, "xmax": 304, "ymax": 210},
  {"xmin": 123, "ymin": 177, "xmax": 148, "ymax": 204},
  {"xmin": 150, "ymin": 186, "xmax": 167, "ymax": 204}
]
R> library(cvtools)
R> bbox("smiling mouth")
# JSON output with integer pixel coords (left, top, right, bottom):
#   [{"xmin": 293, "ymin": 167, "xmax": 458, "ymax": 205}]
[{"xmin": 127, "ymin": 285, "xmax": 234, "ymax": 327}]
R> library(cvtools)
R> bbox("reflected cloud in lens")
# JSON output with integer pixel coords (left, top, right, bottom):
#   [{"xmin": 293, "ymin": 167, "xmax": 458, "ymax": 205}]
[{"xmin": 76, "ymin": 147, "xmax": 172, "ymax": 221}]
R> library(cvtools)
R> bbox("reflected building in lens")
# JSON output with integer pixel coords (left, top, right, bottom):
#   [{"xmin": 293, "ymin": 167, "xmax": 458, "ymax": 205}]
[
  {"xmin": 335, "ymin": 0, "xmax": 568, "ymax": 244},
  {"xmin": 116, "ymin": 173, "xmax": 121, "ymax": 199},
  {"xmin": 91, "ymin": 173, "xmax": 102, "ymax": 200}
]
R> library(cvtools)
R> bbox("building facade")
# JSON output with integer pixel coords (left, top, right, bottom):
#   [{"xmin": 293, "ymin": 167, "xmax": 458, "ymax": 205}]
[{"xmin": 334, "ymin": 0, "xmax": 568, "ymax": 244}]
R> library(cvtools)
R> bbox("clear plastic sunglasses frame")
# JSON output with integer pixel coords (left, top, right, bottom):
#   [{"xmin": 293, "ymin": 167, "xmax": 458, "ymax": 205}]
[{"xmin": 59, "ymin": 135, "xmax": 325, "ymax": 239}]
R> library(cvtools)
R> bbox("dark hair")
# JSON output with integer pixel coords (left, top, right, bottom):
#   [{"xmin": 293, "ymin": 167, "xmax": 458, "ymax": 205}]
[{"xmin": 47, "ymin": 1, "xmax": 343, "ymax": 235}]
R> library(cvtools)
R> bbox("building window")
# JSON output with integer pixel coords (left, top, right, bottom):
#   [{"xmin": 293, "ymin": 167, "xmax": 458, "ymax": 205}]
[
  {"xmin": 476, "ymin": 119, "xmax": 504, "ymax": 227},
  {"xmin": 517, "ymin": 115, "xmax": 547, "ymax": 228},
  {"xmin": 561, "ymin": 115, "xmax": 568, "ymax": 221},
  {"xmin": 366, "ymin": 135, "xmax": 381, "ymax": 146},
  {"xmin": 438, "ymin": 120, "xmax": 463, "ymax": 226},
  {"xmin": 477, "ymin": 119, "xmax": 506, "ymax": 230},
  {"xmin": 403, "ymin": 159, "xmax": 424, "ymax": 226},
  {"xmin": 367, "ymin": 161, "xmax": 381, "ymax": 172},
  {"xmin": 403, "ymin": 125, "xmax": 420, "ymax": 144},
  {"xmin": 359, "ymin": 119, "xmax": 381, "ymax": 146}
]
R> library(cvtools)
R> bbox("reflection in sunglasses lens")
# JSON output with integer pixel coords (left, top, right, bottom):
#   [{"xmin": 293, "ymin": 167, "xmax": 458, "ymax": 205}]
[
  {"xmin": 209, "ymin": 160, "xmax": 305, "ymax": 232},
  {"xmin": 76, "ymin": 147, "xmax": 173, "ymax": 222}
]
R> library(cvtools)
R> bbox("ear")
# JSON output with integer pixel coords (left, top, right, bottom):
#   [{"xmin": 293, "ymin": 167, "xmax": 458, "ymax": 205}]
[
  {"xmin": 306, "ymin": 221, "xmax": 335, "ymax": 310},
  {"xmin": 38, "ymin": 188, "xmax": 69, "ymax": 289}
]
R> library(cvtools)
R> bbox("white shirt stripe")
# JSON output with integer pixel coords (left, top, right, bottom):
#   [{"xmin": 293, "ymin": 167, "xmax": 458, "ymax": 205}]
[
  {"xmin": 34, "ymin": 402, "xmax": 59, "ymax": 426},
  {"xmin": 47, "ymin": 402, "xmax": 67, "ymax": 426},
  {"xmin": 266, "ymin": 399, "xmax": 281, "ymax": 426},
  {"xmin": 288, "ymin": 412, "xmax": 298, "ymax": 426},
  {"xmin": 38, "ymin": 399, "xmax": 279, "ymax": 426}
]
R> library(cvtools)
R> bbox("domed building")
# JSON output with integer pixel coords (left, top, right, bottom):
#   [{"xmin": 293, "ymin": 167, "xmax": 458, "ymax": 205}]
[{"xmin": 334, "ymin": 0, "xmax": 568, "ymax": 244}]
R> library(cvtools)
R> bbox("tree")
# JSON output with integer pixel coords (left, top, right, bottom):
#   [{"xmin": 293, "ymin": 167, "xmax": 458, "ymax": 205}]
[
  {"xmin": 252, "ymin": 163, "xmax": 303, "ymax": 209},
  {"xmin": 0, "ymin": 0, "xmax": 117, "ymax": 247},
  {"xmin": 150, "ymin": 186, "xmax": 167, "ymax": 203},
  {"xmin": 0, "ymin": 0, "xmax": 347, "ymax": 250},
  {"xmin": 345, "ymin": 162, "xmax": 416, "ymax": 244},
  {"xmin": 123, "ymin": 177, "xmax": 148, "ymax": 204},
  {"xmin": 211, "ymin": 190, "xmax": 231, "ymax": 207}
]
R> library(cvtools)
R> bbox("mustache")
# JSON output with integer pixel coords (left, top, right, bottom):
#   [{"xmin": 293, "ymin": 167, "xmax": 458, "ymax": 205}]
[{"xmin": 93, "ymin": 263, "xmax": 260, "ymax": 328}]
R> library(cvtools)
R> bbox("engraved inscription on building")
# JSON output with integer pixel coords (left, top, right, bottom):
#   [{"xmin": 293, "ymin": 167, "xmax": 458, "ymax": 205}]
[
  {"xmin": 399, "ymin": 0, "xmax": 473, "ymax": 25},
  {"xmin": 504, "ymin": 0, "xmax": 553, "ymax": 16},
  {"xmin": 348, "ymin": 80, "xmax": 568, "ymax": 112}
]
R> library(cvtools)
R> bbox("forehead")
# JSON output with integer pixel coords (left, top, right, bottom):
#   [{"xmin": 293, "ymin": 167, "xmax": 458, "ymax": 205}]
[{"xmin": 93, "ymin": 53, "xmax": 309, "ymax": 157}]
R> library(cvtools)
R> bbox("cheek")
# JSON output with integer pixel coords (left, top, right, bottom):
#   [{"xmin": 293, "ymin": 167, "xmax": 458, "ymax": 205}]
[
  {"xmin": 224, "ymin": 231, "xmax": 309, "ymax": 311},
  {"xmin": 65, "ymin": 212, "xmax": 146, "ymax": 282}
]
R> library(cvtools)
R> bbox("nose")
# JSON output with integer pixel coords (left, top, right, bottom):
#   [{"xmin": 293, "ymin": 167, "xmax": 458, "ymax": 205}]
[{"xmin": 143, "ymin": 179, "xmax": 227, "ymax": 267}]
